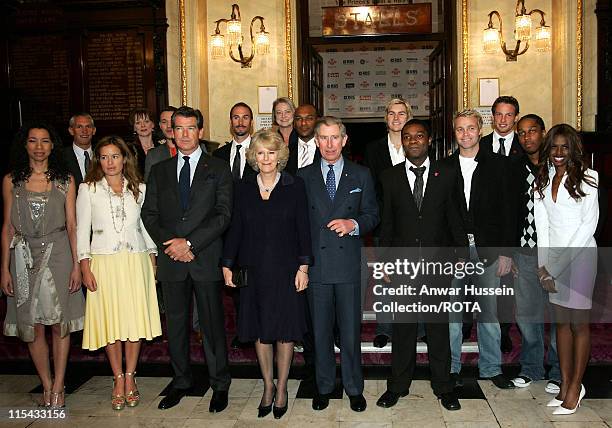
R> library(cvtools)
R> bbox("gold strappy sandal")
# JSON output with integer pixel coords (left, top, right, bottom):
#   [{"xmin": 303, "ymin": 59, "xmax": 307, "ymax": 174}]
[
  {"xmin": 112, "ymin": 373, "xmax": 126, "ymax": 411},
  {"xmin": 125, "ymin": 371, "xmax": 140, "ymax": 407},
  {"xmin": 50, "ymin": 388, "xmax": 65, "ymax": 408}
]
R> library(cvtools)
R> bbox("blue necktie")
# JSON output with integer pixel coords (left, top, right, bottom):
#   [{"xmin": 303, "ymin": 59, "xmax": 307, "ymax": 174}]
[
  {"xmin": 326, "ymin": 164, "xmax": 336, "ymax": 200},
  {"xmin": 179, "ymin": 156, "xmax": 190, "ymax": 211}
]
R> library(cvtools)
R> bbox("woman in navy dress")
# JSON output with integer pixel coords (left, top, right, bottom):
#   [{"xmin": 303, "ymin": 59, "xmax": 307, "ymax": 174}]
[{"xmin": 222, "ymin": 129, "xmax": 312, "ymax": 419}]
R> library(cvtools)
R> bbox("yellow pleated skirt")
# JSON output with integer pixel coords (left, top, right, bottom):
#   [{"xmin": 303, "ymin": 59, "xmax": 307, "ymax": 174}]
[{"xmin": 82, "ymin": 251, "xmax": 162, "ymax": 351}]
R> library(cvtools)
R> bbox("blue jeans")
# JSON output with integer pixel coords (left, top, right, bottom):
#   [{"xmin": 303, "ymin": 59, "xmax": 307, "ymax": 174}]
[
  {"xmin": 513, "ymin": 252, "xmax": 560, "ymax": 382},
  {"xmin": 449, "ymin": 259, "xmax": 503, "ymax": 378}
]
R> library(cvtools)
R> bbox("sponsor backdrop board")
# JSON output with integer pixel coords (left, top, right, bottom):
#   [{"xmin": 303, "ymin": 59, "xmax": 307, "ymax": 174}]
[{"xmin": 320, "ymin": 46, "xmax": 434, "ymax": 119}]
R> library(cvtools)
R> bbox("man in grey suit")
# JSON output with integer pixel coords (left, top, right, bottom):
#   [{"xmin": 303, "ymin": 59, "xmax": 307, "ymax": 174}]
[{"xmin": 298, "ymin": 116, "xmax": 379, "ymax": 413}]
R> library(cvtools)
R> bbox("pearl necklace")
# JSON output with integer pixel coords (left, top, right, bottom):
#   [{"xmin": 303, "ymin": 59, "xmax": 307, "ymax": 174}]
[
  {"xmin": 107, "ymin": 176, "xmax": 126, "ymax": 233},
  {"xmin": 257, "ymin": 172, "xmax": 281, "ymax": 193}
]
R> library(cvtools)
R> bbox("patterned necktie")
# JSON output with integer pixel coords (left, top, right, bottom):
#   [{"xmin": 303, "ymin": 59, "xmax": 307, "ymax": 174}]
[
  {"xmin": 179, "ymin": 156, "xmax": 191, "ymax": 211},
  {"xmin": 232, "ymin": 144, "xmax": 242, "ymax": 181},
  {"xmin": 410, "ymin": 166, "xmax": 426, "ymax": 210},
  {"xmin": 497, "ymin": 137, "xmax": 506, "ymax": 156},
  {"xmin": 326, "ymin": 164, "xmax": 336, "ymax": 200},
  {"xmin": 84, "ymin": 151, "xmax": 91, "ymax": 174},
  {"xmin": 300, "ymin": 143, "xmax": 309, "ymax": 168}
]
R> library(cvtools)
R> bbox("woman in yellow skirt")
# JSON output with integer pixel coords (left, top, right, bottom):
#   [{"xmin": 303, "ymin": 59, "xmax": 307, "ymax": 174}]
[{"xmin": 76, "ymin": 136, "xmax": 161, "ymax": 410}]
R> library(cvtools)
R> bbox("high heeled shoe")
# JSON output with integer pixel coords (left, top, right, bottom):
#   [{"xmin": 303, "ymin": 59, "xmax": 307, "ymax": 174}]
[
  {"xmin": 125, "ymin": 371, "xmax": 140, "ymax": 407},
  {"xmin": 112, "ymin": 373, "xmax": 126, "ymax": 411},
  {"xmin": 50, "ymin": 388, "xmax": 65, "ymax": 409},
  {"xmin": 546, "ymin": 396, "xmax": 563, "ymax": 407},
  {"xmin": 258, "ymin": 385, "xmax": 276, "ymax": 418},
  {"xmin": 39, "ymin": 390, "xmax": 51, "ymax": 407},
  {"xmin": 273, "ymin": 390, "xmax": 288, "ymax": 419},
  {"xmin": 552, "ymin": 384, "xmax": 585, "ymax": 415}
]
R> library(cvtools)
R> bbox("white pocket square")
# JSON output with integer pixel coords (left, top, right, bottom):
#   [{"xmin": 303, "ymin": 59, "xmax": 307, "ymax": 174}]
[{"xmin": 349, "ymin": 188, "xmax": 362, "ymax": 193}]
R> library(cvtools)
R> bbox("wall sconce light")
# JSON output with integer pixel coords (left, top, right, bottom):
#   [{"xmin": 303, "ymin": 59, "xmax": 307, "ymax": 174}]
[
  {"xmin": 482, "ymin": 0, "xmax": 551, "ymax": 61},
  {"xmin": 210, "ymin": 3, "xmax": 270, "ymax": 68}
]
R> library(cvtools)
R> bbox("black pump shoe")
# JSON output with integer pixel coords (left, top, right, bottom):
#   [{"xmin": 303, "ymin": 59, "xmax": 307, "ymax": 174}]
[
  {"xmin": 273, "ymin": 390, "xmax": 288, "ymax": 419},
  {"xmin": 258, "ymin": 385, "xmax": 276, "ymax": 418}
]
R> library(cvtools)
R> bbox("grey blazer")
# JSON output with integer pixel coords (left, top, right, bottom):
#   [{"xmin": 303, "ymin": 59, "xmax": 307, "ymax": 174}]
[{"xmin": 298, "ymin": 157, "xmax": 379, "ymax": 284}]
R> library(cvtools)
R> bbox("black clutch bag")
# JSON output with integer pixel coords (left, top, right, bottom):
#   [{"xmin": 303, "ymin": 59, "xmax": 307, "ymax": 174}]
[{"xmin": 232, "ymin": 266, "xmax": 248, "ymax": 288}]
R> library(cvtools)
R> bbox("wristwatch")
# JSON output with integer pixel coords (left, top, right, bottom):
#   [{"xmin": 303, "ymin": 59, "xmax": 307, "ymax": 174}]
[{"xmin": 186, "ymin": 240, "xmax": 193, "ymax": 249}]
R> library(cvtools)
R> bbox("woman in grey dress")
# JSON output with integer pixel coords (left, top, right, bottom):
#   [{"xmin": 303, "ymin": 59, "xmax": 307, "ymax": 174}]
[{"xmin": 1, "ymin": 122, "xmax": 85, "ymax": 408}]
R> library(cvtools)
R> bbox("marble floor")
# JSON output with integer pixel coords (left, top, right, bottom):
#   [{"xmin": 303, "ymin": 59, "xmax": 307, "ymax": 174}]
[{"xmin": 0, "ymin": 371, "xmax": 612, "ymax": 428}]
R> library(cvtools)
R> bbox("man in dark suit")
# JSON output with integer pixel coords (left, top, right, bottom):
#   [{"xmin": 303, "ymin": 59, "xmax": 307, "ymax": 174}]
[
  {"xmin": 363, "ymin": 98, "xmax": 412, "ymax": 348},
  {"xmin": 286, "ymin": 104, "xmax": 320, "ymax": 175},
  {"xmin": 480, "ymin": 95, "xmax": 523, "ymax": 159},
  {"xmin": 63, "ymin": 112, "xmax": 95, "ymax": 188},
  {"xmin": 375, "ymin": 119, "xmax": 463, "ymax": 411},
  {"xmin": 298, "ymin": 116, "xmax": 379, "ymax": 413},
  {"xmin": 144, "ymin": 106, "xmax": 178, "ymax": 182},
  {"xmin": 212, "ymin": 102, "xmax": 256, "ymax": 349},
  {"xmin": 213, "ymin": 102, "xmax": 257, "ymax": 182},
  {"xmin": 442, "ymin": 109, "xmax": 516, "ymax": 390},
  {"xmin": 479, "ymin": 95, "xmax": 522, "ymax": 353},
  {"xmin": 141, "ymin": 106, "xmax": 232, "ymax": 412}
]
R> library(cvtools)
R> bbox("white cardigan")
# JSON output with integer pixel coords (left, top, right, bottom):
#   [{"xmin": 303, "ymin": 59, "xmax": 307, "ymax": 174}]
[{"xmin": 76, "ymin": 179, "xmax": 157, "ymax": 261}]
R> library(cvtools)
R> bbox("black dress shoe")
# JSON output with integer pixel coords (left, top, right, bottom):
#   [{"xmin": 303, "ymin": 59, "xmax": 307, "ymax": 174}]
[
  {"xmin": 312, "ymin": 393, "xmax": 330, "ymax": 411},
  {"xmin": 373, "ymin": 334, "xmax": 389, "ymax": 348},
  {"xmin": 500, "ymin": 333, "xmax": 513, "ymax": 353},
  {"xmin": 376, "ymin": 389, "xmax": 409, "ymax": 408},
  {"xmin": 349, "ymin": 394, "xmax": 367, "ymax": 412},
  {"xmin": 450, "ymin": 373, "xmax": 463, "ymax": 388},
  {"xmin": 439, "ymin": 392, "xmax": 461, "ymax": 411},
  {"xmin": 273, "ymin": 390, "xmax": 288, "ymax": 419},
  {"xmin": 209, "ymin": 390, "xmax": 229, "ymax": 413},
  {"xmin": 158, "ymin": 388, "xmax": 188, "ymax": 409},
  {"xmin": 488, "ymin": 374, "xmax": 515, "ymax": 389},
  {"xmin": 231, "ymin": 336, "xmax": 241, "ymax": 349},
  {"xmin": 258, "ymin": 385, "xmax": 275, "ymax": 418}
]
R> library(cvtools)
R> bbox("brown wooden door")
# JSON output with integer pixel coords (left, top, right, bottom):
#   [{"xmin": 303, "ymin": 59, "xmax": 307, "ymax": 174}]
[
  {"xmin": 429, "ymin": 42, "xmax": 453, "ymax": 160},
  {"xmin": 307, "ymin": 47, "xmax": 324, "ymax": 114}
]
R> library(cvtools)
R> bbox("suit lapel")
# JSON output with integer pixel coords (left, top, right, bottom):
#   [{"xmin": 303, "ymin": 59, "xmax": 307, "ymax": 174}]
[
  {"xmin": 420, "ymin": 165, "xmax": 439, "ymax": 212},
  {"xmin": 189, "ymin": 154, "xmax": 208, "ymax": 201},
  {"xmin": 308, "ymin": 163, "xmax": 333, "ymax": 211},
  {"xmin": 331, "ymin": 159, "xmax": 357, "ymax": 212},
  {"xmin": 68, "ymin": 149, "xmax": 83, "ymax": 183}
]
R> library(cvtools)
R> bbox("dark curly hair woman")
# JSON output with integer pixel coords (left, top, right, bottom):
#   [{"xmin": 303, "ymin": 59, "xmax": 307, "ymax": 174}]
[
  {"xmin": 1, "ymin": 122, "xmax": 85, "ymax": 408},
  {"xmin": 534, "ymin": 123, "xmax": 599, "ymax": 415}
]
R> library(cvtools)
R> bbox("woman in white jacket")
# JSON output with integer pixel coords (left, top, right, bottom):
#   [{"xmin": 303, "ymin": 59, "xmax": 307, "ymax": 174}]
[
  {"xmin": 534, "ymin": 124, "xmax": 598, "ymax": 415},
  {"xmin": 77, "ymin": 136, "xmax": 161, "ymax": 410}
]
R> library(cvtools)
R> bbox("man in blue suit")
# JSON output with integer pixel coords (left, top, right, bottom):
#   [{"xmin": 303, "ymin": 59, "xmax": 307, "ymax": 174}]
[{"xmin": 298, "ymin": 116, "xmax": 379, "ymax": 413}]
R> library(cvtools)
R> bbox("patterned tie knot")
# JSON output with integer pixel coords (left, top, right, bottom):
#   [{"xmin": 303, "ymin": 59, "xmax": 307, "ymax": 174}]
[
  {"xmin": 410, "ymin": 166, "xmax": 426, "ymax": 177},
  {"xmin": 328, "ymin": 164, "xmax": 334, "ymax": 171}
]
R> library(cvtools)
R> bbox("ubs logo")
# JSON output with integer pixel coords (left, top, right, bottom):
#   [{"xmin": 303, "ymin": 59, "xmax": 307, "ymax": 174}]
[
  {"xmin": 328, "ymin": 58, "xmax": 337, "ymax": 65},
  {"xmin": 346, "ymin": 105, "xmax": 355, "ymax": 112},
  {"xmin": 391, "ymin": 68, "xmax": 401, "ymax": 76},
  {"xmin": 377, "ymin": 92, "xmax": 386, "ymax": 100},
  {"xmin": 376, "ymin": 57, "xmax": 385, "ymax": 64},
  {"xmin": 344, "ymin": 70, "xmax": 354, "ymax": 78},
  {"xmin": 407, "ymin": 79, "xmax": 417, "ymax": 88},
  {"xmin": 329, "ymin": 94, "xmax": 338, "ymax": 101}
]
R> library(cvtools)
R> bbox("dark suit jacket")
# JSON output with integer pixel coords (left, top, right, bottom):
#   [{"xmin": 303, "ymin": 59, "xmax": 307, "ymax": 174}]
[
  {"xmin": 141, "ymin": 152, "xmax": 233, "ymax": 282},
  {"xmin": 363, "ymin": 136, "xmax": 393, "ymax": 205},
  {"xmin": 62, "ymin": 145, "xmax": 85, "ymax": 188},
  {"xmin": 441, "ymin": 148, "xmax": 517, "ymax": 260},
  {"xmin": 286, "ymin": 131, "xmax": 321, "ymax": 176},
  {"xmin": 213, "ymin": 141, "xmax": 257, "ymax": 181},
  {"xmin": 298, "ymin": 157, "xmax": 379, "ymax": 284},
  {"xmin": 144, "ymin": 144, "xmax": 173, "ymax": 182},
  {"xmin": 480, "ymin": 132, "xmax": 523, "ymax": 159},
  {"xmin": 379, "ymin": 160, "xmax": 467, "ymax": 249}
]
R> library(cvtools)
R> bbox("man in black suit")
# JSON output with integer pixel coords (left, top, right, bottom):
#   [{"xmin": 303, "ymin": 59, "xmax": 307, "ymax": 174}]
[
  {"xmin": 142, "ymin": 106, "xmax": 232, "ymax": 412},
  {"xmin": 212, "ymin": 102, "xmax": 256, "ymax": 349},
  {"xmin": 298, "ymin": 116, "xmax": 379, "ymax": 413},
  {"xmin": 375, "ymin": 119, "xmax": 463, "ymax": 411},
  {"xmin": 480, "ymin": 96, "xmax": 523, "ymax": 159},
  {"xmin": 286, "ymin": 104, "xmax": 320, "ymax": 175},
  {"xmin": 363, "ymin": 98, "xmax": 412, "ymax": 348},
  {"xmin": 479, "ymin": 95, "xmax": 522, "ymax": 353},
  {"xmin": 213, "ymin": 102, "xmax": 257, "ymax": 182},
  {"xmin": 443, "ymin": 109, "xmax": 516, "ymax": 390},
  {"xmin": 64, "ymin": 112, "xmax": 95, "ymax": 188}
]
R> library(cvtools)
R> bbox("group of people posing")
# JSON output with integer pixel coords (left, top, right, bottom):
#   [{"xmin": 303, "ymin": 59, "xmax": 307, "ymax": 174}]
[{"xmin": 0, "ymin": 94, "xmax": 599, "ymax": 419}]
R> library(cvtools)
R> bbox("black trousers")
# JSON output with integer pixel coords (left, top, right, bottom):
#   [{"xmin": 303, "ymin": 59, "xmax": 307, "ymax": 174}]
[
  {"xmin": 387, "ymin": 322, "xmax": 453, "ymax": 396},
  {"xmin": 162, "ymin": 277, "xmax": 231, "ymax": 391}
]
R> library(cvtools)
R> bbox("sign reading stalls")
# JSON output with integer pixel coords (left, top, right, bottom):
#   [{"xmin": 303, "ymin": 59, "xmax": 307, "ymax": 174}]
[{"xmin": 322, "ymin": 4, "xmax": 432, "ymax": 36}]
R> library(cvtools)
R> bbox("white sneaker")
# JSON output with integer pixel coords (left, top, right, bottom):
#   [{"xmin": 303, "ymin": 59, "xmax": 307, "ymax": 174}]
[
  {"xmin": 545, "ymin": 380, "xmax": 561, "ymax": 394},
  {"xmin": 512, "ymin": 375, "xmax": 532, "ymax": 388}
]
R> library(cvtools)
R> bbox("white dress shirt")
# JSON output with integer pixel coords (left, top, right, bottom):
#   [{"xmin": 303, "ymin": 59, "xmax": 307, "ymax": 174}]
[
  {"xmin": 298, "ymin": 137, "xmax": 317, "ymax": 168},
  {"xmin": 76, "ymin": 180, "xmax": 157, "ymax": 261},
  {"xmin": 176, "ymin": 145, "xmax": 203, "ymax": 185},
  {"xmin": 72, "ymin": 144, "xmax": 93, "ymax": 179},
  {"xmin": 404, "ymin": 157, "xmax": 430, "ymax": 195},
  {"xmin": 459, "ymin": 155, "xmax": 478, "ymax": 210},
  {"xmin": 492, "ymin": 131, "xmax": 513, "ymax": 156},
  {"xmin": 387, "ymin": 135, "xmax": 406, "ymax": 166},
  {"xmin": 229, "ymin": 135, "xmax": 251, "ymax": 178}
]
